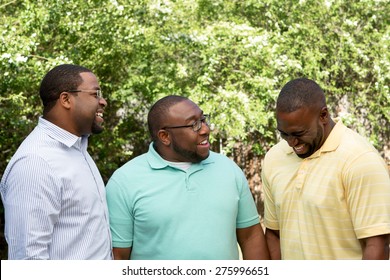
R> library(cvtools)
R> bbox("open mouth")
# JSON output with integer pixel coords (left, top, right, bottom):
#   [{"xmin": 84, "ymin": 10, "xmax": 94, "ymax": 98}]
[
  {"xmin": 96, "ymin": 111, "xmax": 104, "ymax": 122},
  {"xmin": 293, "ymin": 144, "xmax": 306, "ymax": 153}
]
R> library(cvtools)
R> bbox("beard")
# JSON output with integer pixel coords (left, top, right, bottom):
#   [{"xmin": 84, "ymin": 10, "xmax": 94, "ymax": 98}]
[
  {"xmin": 297, "ymin": 123, "xmax": 324, "ymax": 159},
  {"xmin": 91, "ymin": 122, "xmax": 104, "ymax": 134},
  {"xmin": 296, "ymin": 145, "xmax": 316, "ymax": 159},
  {"xmin": 171, "ymin": 141, "xmax": 209, "ymax": 163}
]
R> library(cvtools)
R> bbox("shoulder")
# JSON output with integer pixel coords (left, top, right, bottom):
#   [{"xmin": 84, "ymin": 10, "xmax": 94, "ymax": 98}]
[
  {"xmin": 109, "ymin": 153, "xmax": 149, "ymax": 180},
  {"xmin": 205, "ymin": 151, "xmax": 245, "ymax": 175},
  {"xmin": 207, "ymin": 151, "xmax": 236, "ymax": 165},
  {"xmin": 2, "ymin": 127, "xmax": 53, "ymax": 179},
  {"xmin": 341, "ymin": 127, "xmax": 375, "ymax": 149},
  {"xmin": 338, "ymin": 126, "xmax": 381, "ymax": 159},
  {"xmin": 264, "ymin": 141, "xmax": 290, "ymax": 162}
]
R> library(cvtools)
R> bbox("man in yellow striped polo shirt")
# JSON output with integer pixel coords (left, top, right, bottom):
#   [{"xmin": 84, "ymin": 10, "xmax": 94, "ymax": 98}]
[{"xmin": 262, "ymin": 78, "xmax": 390, "ymax": 259}]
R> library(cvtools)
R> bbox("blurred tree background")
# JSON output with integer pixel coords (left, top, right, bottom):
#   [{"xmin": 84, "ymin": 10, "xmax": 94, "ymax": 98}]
[{"xmin": 0, "ymin": 0, "xmax": 389, "ymax": 259}]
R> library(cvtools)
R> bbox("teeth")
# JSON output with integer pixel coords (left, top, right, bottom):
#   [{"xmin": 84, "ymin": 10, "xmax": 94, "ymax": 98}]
[
  {"xmin": 96, "ymin": 112, "xmax": 103, "ymax": 118},
  {"xmin": 199, "ymin": 140, "xmax": 208, "ymax": 145},
  {"xmin": 294, "ymin": 144, "xmax": 305, "ymax": 151}
]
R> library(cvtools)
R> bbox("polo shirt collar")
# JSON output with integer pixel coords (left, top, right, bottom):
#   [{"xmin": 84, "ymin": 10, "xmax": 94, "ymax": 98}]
[
  {"xmin": 146, "ymin": 143, "xmax": 167, "ymax": 169},
  {"xmin": 314, "ymin": 120, "xmax": 344, "ymax": 155},
  {"xmin": 146, "ymin": 142, "xmax": 214, "ymax": 170},
  {"xmin": 38, "ymin": 116, "xmax": 88, "ymax": 149}
]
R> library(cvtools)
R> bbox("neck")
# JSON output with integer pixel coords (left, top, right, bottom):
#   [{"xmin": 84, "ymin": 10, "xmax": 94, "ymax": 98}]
[{"xmin": 325, "ymin": 118, "xmax": 336, "ymax": 138}]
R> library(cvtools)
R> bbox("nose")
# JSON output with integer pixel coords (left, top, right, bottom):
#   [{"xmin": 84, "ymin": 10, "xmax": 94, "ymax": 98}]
[
  {"xmin": 198, "ymin": 121, "xmax": 210, "ymax": 134},
  {"xmin": 99, "ymin": 97, "xmax": 108, "ymax": 107},
  {"xmin": 286, "ymin": 135, "xmax": 298, "ymax": 147}
]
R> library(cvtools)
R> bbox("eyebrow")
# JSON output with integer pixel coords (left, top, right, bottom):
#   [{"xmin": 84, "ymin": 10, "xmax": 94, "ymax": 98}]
[
  {"xmin": 278, "ymin": 129, "xmax": 306, "ymax": 136},
  {"xmin": 183, "ymin": 110, "xmax": 204, "ymax": 122}
]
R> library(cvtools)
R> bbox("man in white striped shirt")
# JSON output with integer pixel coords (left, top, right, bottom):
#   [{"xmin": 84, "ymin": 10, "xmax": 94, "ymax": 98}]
[{"xmin": 0, "ymin": 64, "xmax": 112, "ymax": 259}]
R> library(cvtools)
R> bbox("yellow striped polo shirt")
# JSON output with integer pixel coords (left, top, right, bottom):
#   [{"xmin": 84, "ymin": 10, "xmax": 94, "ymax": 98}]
[{"xmin": 262, "ymin": 121, "xmax": 390, "ymax": 259}]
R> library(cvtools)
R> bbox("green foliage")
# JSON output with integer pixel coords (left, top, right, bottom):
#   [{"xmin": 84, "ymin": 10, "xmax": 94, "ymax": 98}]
[{"xmin": 1, "ymin": 0, "xmax": 389, "ymax": 185}]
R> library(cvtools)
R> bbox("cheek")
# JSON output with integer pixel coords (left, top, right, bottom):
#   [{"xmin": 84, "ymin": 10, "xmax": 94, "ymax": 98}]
[
  {"xmin": 171, "ymin": 134, "xmax": 193, "ymax": 150},
  {"xmin": 315, "ymin": 124, "xmax": 325, "ymax": 139},
  {"xmin": 299, "ymin": 131, "xmax": 317, "ymax": 144}
]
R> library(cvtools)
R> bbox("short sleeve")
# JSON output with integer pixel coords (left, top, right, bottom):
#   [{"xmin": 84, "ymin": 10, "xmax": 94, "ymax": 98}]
[
  {"xmin": 106, "ymin": 175, "xmax": 134, "ymax": 248},
  {"xmin": 344, "ymin": 151, "xmax": 390, "ymax": 239},
  {"xmin": 236, "ymin": 167, "xmax": 260, "ymax": 229}
]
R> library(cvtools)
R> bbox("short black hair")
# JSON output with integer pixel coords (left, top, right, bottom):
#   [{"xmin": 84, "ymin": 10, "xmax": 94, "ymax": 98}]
[
  {"xmin": 277, "ymin": 78, "xmax": 326, "ymax": 113},
  {"xmin": 40, "ymin": 64, "xmax": 93, "ymax": 114},
  {"xmin": 147, "ymin": 95, "xmax": 188, "ymax": 142}
]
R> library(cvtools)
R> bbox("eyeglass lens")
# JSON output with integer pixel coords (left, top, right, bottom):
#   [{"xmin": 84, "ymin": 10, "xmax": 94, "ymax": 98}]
[{"xmin": 193, "ymin": 115, "xmax": 209, "ymax": 131}]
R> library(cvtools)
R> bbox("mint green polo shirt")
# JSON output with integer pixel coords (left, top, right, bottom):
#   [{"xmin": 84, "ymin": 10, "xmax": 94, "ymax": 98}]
[{"xmin": 106, "ymin": 143, "xmax": 259, "ymax": 260}]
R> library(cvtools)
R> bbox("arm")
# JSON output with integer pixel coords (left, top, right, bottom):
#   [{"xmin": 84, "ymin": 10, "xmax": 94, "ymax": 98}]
[
  {"xmin": 2, "ymin": 156, "xmax": 60, "ymax": 259},
  {"xmin": 113, "ymin": 247, "xmax": 132, "ymax": 260},
  {"xmin": 261, "ymin": 160, "xmax": 281, "ymax": 260},
  {"xmin": 265, "ymin": 228, "xmax": 281, "ymax": 260},
  {"xmin": 343, "ymin": 152, "xmax": 390, "ymax": 259},
  {"xmin": 106, "ymin": 177, "xmax": 135, "ymax": 261},
  {"xmin": 237, "ymin": 224, "xmax": 270, "ymax": 260},
  {"xmin": 360, "ymin": 234, "xmax": 389, "ymax": 260}
]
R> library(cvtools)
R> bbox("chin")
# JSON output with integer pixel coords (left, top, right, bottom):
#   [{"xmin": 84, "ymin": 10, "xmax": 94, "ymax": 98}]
[
  {"xmin": 297, "ymin": 153, "xmax": 310, "ymax": 159},
  {"xmin": 91, "ymin": 125, "xmax": 104, "ymax": 134},
  {"xmin": 198, "ymin": 152, "xmax": 210, "ymax": 161},
  {"xmin": 296, "ymin": 149, "xmax": 314, "ymax": 159}
]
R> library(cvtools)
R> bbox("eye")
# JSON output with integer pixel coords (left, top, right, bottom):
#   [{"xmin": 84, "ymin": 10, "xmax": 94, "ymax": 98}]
[
  {"xmin": 279, "ymin": 131, "xmax": 288, "ymax": 138},
  {"xmin": 293, "ymin": 131, "xmax": 307, "ymax": 138}
]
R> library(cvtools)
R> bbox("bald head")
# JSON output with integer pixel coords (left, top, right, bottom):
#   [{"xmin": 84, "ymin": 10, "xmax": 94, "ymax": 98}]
[
  {"xmin": 148, "ymin": 95, "xmax": 189, "ymax": 142},
  {"xmin": 276, "ymin": 78, "xmax": 326, "ymax": 113}
]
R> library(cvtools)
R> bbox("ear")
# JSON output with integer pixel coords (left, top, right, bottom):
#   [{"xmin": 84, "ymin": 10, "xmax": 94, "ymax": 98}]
[
  {"xmin": 58, "ymin": 92, "xmax": 72, "ymax": 109},
  {"xmin": 157, "ymin": 129, "xmax": 171, "ymax": 146},
  {"xmin": 319, "ymin": 106, "xmax": 329, "ymax": 123}
]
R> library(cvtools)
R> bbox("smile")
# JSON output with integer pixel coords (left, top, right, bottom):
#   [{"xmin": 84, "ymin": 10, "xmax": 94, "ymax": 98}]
[{"xmin": 294, "ymin": 144, "xmax": 305, "ymax": 153}]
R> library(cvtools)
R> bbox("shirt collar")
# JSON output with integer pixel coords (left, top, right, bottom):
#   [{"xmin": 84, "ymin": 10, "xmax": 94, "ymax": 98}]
[
  {"xmin": 38, "ymin": 116, "xmax": 88, "ymax": 150},
  {"xmin": 315, "ymin": 120, "xmax": 344, "ymax": 154},
  {"xmin": 146, "ymin": 142, "xmax": 214, "ymax": 170}
]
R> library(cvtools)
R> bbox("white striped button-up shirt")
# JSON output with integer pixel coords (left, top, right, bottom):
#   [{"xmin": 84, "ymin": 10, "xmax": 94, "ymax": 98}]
[{"xmin": 0, "ymin": 117, "xmax": 112, "ymax": 259}]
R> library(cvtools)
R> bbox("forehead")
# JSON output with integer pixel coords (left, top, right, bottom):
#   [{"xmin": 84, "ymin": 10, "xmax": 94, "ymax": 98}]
[
  {"xmin": 276, "ymin": 107, "xmax": 317, "ymax": 132},
  {"xmin": 78, "ymin": 72, "xmax": 99, "ymax": 87},
  {"xmin": 168, "ymin": 99, "xmax": 202, "ymax": 120}
]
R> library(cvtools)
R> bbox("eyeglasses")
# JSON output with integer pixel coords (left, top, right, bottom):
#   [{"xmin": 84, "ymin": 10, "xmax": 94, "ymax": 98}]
[
  {"xmin": 162, "ymin": 114, "xmax": 210, "ymax": 132},
  {"xmin": 67, "ymin": 89, "xmax": 103, "ymax": 99}
]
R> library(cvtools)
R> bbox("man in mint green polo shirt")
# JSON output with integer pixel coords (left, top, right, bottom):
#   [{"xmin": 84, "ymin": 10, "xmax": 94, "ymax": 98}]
[{"xmin": 106, "ymin": 95, "xmax": 269, "ymax": 260}]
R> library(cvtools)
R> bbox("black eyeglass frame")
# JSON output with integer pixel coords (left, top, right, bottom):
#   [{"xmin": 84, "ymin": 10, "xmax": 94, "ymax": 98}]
[
  {"xmin": 66, "ymin": 89, "xmax": 103, "ymax": 99},
  {"xmin": 162, "ymin": 114, "xmax": 210, "ymax": 132}
]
